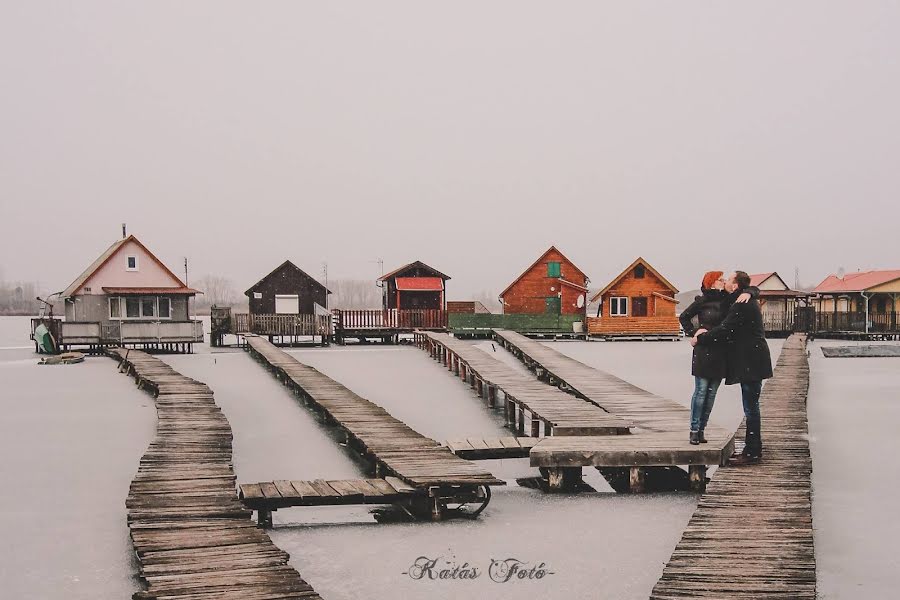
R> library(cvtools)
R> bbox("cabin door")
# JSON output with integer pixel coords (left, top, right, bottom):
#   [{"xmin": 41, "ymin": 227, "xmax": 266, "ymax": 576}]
[
  {"xmin": 545, "ymin": 297, "xmax": 561, "ymax": 315},
  {"xmin": 632, "ymin": 297, "xmax": 648, "ymax": 317},
  {"xmin": 275, "ymin": 294, "xmax": 300, "ymax": 314}
]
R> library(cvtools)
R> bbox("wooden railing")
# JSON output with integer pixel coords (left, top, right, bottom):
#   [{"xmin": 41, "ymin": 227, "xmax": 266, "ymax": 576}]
[
  {"xmin": 333, "ymin": 309, "xmax": 447, "ymax": 331},
  {"xmin": 232, "ymin": 313, "xmax": 332, "ymax": 336}
]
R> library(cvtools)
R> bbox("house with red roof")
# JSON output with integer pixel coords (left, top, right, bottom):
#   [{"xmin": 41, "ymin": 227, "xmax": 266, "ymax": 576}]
[
  {"xmin": 812, "ymin": 270, "xmax": 900, "ymax": 332},
  {"xmin": 748, "ymin": 272, "xmax": 809, "ymax": 333},
  {"xmin": 36, "ymin": 234, "xmax": 204, "ymax": 351},
  {"xmin": 378, "ymin": 260, "xmax": 449, "ymax": 311}
]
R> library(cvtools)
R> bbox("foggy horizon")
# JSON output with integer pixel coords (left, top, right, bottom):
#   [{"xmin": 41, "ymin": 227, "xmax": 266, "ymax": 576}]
[{"xmin": 3, "ymin": 2, "xmax": 899, "ymax": 297}]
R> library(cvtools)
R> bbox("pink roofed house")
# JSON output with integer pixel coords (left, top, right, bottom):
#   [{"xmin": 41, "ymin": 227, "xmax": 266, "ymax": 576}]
[
  {"xmin": 812, "ymin": 270, "xmax": 900, "ymax": 333},
  {"xmin": 747, "ymin": 272, "xmax": 810, "ymax": 334},
  {"xmin": 33, "ymin": 234, "xmax": 204, "ymax": 352}
]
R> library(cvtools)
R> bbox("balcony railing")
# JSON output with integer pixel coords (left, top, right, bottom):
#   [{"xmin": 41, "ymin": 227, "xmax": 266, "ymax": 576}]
[
  {"xmin": 333, "ymin": 309, "xmax": 447, "ymax": 331},
  {"xmin": 33, "ymin": 319, "xmax": 205, "ymax": 345},
  {"xmin": 232, "ymin": 313, "xmax": 333, "ymax": 336}
]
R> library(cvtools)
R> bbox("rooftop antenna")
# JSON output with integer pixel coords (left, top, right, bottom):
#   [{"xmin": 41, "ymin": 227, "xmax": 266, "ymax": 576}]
[
  {"xmin": 374, "ymin": 258, "xmax": 385, "ymax": 287},
  {"xmin": 122, "ymin": 223, "xmax": 127, "ymax": 239}
]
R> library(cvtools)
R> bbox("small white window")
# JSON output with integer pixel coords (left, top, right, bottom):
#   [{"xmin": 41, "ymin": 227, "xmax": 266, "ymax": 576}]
[
  {"xmin": 610, "ymin": 297, "xmax": 628, "ymax": 316},
  {"xmin": 253, "ymin": 292, "xmax": 263, "ymax": 299},
  {"xmin": 84, "ymin": 287, "xmax": 92, "ymax": 294},
  {"xmin": 158, "ymin": 298, "xmax": 171, "ymax": 319},
  {"xmin": 109, "ymin": 297, "xmax": 121, "ymax": 318},
  {"xmin": 126, "ymin": 256, "xmax": 138, "ymax": 271}
]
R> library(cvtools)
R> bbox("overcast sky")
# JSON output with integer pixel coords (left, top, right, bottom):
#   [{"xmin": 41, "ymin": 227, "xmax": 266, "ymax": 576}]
[{"xmin": 2, "ymin": 2, "xmax": 899, "ymax": 297}]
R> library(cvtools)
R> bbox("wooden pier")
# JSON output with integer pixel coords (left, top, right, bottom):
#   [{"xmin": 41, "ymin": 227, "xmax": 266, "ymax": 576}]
[
  {"xmin": 650, "ymin": 334, "xmax": 815, "ymax": 599},
  {"xmin": 111, "ymin": 348, "xmax": 322, "ymax": 600},
  {"xmin": 484, "ymin": 329, "xmax": 736, "ymax": 491},
  {"xmin": 444, "ymin": 436, "xmax": 541, "ymax": 460},
  {"xmin": 416, "ymin": 332, "xmax": 630, "ymax": 437},
  {"xmin": 242, "ymin": 335, "xmax": 504, "ymax": 521}
]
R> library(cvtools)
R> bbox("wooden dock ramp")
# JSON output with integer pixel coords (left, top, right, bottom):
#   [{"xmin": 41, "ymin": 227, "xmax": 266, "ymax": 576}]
[
  {"xmin": 650, "ymin": 334, "xmax": 815, "ymax": 599},
  {"xmin": 111, "ymin": 348, "xmax": 323, "ymax": 600},
  {"xmin": 416, "ymin": 332, "xmax": 630, "ymax": 437},
  {"xmin": 242, "ymin": 335, "xmax": 504, "ymax": 521},
  {"xmin": 420, "ymin": 331, "xmax": 734, "ymax": 491}
]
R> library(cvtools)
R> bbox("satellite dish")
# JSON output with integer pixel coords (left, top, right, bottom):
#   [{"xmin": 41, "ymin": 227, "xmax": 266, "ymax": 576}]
[{"xmin": 576, "ymin": 294, "xmax": 585, "ymax": 308}]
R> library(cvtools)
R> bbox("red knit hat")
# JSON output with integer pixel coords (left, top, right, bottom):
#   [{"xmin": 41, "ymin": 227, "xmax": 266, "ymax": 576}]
[{"xmin": 701, "ymin": 271, "xmax": 724, "ymax": 291}]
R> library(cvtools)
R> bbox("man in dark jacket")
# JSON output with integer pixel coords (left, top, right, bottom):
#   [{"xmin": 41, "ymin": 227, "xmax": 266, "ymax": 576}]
[{"xmin": 693, "ymin": 271, "xmax": 773, "ymax": 464}]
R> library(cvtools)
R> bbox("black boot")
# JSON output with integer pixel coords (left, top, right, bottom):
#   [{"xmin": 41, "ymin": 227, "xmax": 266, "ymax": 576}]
[
  {"xmin": 744, "ymin": 416, "xmax": 762, "ymax": 458},
  {"xmin": 698, "ymin": 429, "xmax": 708, "ymax": 444},
  {"xmin": 689, "ymin": 430, "xmax": 700, "ymax": 445}
]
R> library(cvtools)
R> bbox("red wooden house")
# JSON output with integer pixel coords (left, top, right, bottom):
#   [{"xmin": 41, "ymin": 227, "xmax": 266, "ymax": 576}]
[
  {"xmin": 587, "ymin": 257, "xmax": 680, "ymax": 337},
  {"xmin": 378, "ymin": 261, "xmax": 449, "ymax": 311},
  {"xmin": 499, "ymin": 246, "xmax": 589, "ymax": 316}
]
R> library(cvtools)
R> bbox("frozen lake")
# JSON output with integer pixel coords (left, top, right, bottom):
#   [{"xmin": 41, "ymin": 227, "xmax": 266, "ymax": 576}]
[{"xmin": 1, "ymin": 316, "xmax": 898, "ymax": 599}]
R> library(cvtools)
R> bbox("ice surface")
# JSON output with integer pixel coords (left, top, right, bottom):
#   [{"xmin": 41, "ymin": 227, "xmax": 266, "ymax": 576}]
[{"xmin": 3, "ymin": 313, "xmax": 897, "ymax": 600}]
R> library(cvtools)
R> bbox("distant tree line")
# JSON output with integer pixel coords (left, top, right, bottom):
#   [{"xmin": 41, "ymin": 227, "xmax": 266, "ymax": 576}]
[{"xmin": 0, "ymin": 280, "xmax": 42, "ymax": 315}]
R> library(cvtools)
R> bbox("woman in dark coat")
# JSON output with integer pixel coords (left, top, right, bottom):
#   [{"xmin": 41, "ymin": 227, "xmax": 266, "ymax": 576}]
[{"xmin": 679, "ymin": 272, "xmax": 756, "ymax": 444}]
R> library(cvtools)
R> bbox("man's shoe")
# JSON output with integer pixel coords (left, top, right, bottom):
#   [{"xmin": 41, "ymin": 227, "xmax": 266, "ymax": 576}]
[
  {"xmin": 730, "ymin": 453, "xmax": 761, "ymax": 466},
  {"xmin": 689, "ymin": 431, "xmax": 700, "ymax": 445},
  {"xmin": 698, "ymin": 430, "xmax": 708, "ymax": 444}
]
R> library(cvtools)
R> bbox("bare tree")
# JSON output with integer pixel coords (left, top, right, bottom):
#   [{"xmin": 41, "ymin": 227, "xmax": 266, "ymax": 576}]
[
  {"xmin": 328, "ymin": 279, "xmax": 381, "ymax": 309},
  {"xmin": 195, "ymin": 275, "xmax": 239, "ymax": 308}
]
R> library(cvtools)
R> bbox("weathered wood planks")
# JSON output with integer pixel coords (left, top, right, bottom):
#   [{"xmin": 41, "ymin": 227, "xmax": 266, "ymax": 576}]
[
  {"xmin": 110, "ymin": 348, "xmax": 323, "ymax": 600},
  {"xmin": 649, "ymin": 334, "xmax": 816, "ymax": 599},
  {"xmin": 242, "ymin": 335, "xmax": 504, "ymax": 492},
  {"xmin": 417, "ymin": 332, "xmax": 631, "ymax": 436},
  {"xmin": 491, "ymin": 329, "xmax": 736, "ymax": 476},
  {"xmin": 240, "ymin": 478, "xmax": 410, "ymax": 509},
  {"xmin": 444, "ymin": 436, "xmax": 540, "ymax": 460}
]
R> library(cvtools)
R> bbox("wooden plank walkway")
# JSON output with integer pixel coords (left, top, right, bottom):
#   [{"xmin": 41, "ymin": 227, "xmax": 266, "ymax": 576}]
[
  {"xmin": 110, "ymin": 348, "xmax": 323, "ymax": 600},
  {"xmin": 444, "ymin": 436, "xmax": 540, "ymax": 460},
  {"xmin": 416, "ymin": 332, "xmax": 630, "ymax": 436},
  {"xmin": 493, "ymin": 329, "xmax": 730, "ymax": 438},
  {"xmin": 242, "ymin": 335, "xmax": 503, "ymax": 520},
  {"xmin": 240, "ymin": 477, "xmax": 412, "ymax": 510},
  {"xmin": 650, "ymin": 334, "xmax": 815, "ymax": 599},
  {"xmin": 484, "ymin": 329, "xmax": 736, "ymax": 491}
]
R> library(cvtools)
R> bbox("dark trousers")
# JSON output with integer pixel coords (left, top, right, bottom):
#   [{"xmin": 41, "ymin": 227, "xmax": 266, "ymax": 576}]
[{"xmin": 740, "ymin": 381, "xmax": 763, "ymax": 456}]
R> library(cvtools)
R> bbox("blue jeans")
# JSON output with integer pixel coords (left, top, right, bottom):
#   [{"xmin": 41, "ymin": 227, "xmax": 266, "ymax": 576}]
[{"xmin": 690, "ymin": 377, "xmax": 721, "ymax": 432}]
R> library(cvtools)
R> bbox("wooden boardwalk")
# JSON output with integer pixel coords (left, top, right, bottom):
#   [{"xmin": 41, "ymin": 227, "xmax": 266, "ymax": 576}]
[
  {"xmin": 416, "ymin": 332, "xmax": 630, "ymax": 436},
  {"xmin": 445, "ymin": 436, "xmax": 541, "ymax": 460},
  {"xmin": 111, "ymin": 348, "xmax": 323, "ymax": 600},
  {"xmin": 491, "ymin": 329, "xmax": 735, "ymax": 490},
  {"xmin": 243, "ymin": 335, "xmax": 503, "ymax": 520},
  {"xmin": 650, "ymin": 334, "xmax": 815, "ymax": 599}
]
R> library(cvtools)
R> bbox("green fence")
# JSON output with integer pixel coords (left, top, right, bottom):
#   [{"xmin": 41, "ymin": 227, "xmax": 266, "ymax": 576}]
[{"xmin": 448, "ymin": 313, "xmax": 582, "ymax": 333}]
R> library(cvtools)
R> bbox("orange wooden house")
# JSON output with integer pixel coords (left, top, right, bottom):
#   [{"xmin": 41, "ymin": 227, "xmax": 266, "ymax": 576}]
[
  {"xmin": 587, "ymin": 257, "xmax": 680, "ymax": 337},
  {"xmin": 499, "ymin": 246, "xmax": 589, "ymax": 316}
]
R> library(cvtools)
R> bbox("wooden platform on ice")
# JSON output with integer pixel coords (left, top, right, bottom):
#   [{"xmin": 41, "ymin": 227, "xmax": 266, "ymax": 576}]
[
  {"xmin": 821, "ymin": 344, "xmax": 900, "ymax": 358},
  {"xmin": 445, "ymin": 436, "xmax": 540, "ymax": 460},
  {"xmin": 240, "ymin": 477, "xmax": 413, "ymax": 513},
  {"xmin": 242, "ymin": 335, "xmax": 503, "ymax": 520},
  {"xmin": 650, "ymin": 334, "xmax": 816, "ymax": 599},
  {"xmin": 110, "ymin": 348, "xmax": 323, "ymax": 600}
]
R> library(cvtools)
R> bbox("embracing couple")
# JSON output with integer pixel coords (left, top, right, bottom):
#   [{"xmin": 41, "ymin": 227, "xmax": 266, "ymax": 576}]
[{"xmin": 679, "ymin": 270, "xmax": 773, "ymax": 465}]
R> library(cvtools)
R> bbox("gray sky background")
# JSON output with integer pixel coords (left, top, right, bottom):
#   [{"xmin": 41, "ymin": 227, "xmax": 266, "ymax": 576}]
[{"xmin": 2, "ymin": 2, "xmax": 899, "ymax": 297}]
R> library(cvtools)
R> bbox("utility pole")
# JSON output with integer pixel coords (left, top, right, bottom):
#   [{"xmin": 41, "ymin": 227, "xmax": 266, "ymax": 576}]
[{"xmin": 323, "ymin": 262, "xmax": 329, "ymax": 311}]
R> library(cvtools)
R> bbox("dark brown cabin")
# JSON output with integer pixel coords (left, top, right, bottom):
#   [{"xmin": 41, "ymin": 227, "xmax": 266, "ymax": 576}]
[
  {"xmin": 378, "ymin": 261, "xmax": 450, "ymax": 310},
  {"xmin": 245, "ymin": 260, "xmax": 331, "ymax": 315}
]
